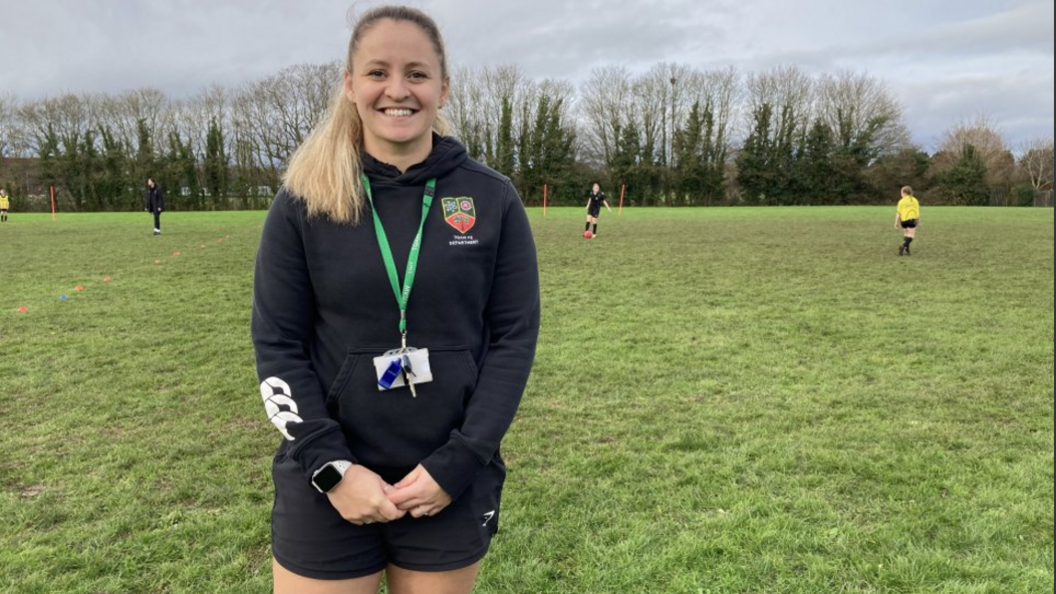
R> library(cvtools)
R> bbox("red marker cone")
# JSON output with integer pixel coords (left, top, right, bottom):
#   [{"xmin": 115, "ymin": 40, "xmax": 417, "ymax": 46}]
[
  {"xmin": 103, "ymin": 276, "xmax": 112, "ymax": 282},
  {"xmin": 17, "ymin": 306, "xmax": 28, "ymax": 314}
]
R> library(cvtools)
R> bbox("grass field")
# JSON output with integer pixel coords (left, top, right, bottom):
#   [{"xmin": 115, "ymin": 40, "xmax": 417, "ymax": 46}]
[{"xmin": 1, "ymin": 206, "xmax": 1052, "ymax": 594}]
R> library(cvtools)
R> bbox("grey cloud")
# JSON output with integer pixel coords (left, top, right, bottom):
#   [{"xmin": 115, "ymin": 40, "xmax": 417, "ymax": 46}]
[
  {"xmin": 894, "ymin": 1, "xmax": 1053, "ymax": 58},
  {"xmin": 2, "ymin": 0, "xmax": 347, "ymax": 98},
  {"xmin": 2, "ymin": 0, "xmax": 1051, "ymax": 149},
  {"xmin": 904, "ymin": 71, "xmax": 1055, "ymax": 150},
  {"xmin": 442, "ymin": 0, "xmax": 737, "ymax": 79},
  {"xmin": 832, "ymin": 1, "xmax": 1055, "ymax": 63}
]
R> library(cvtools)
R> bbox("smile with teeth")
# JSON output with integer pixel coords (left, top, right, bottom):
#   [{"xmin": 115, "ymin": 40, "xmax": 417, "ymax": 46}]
[{"xmin": 382, "ymin": 108, "xmax": 415, "ymax": 117}]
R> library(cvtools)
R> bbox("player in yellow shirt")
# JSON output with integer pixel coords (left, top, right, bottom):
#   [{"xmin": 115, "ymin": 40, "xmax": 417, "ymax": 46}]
[
  {"xmin": 0, "ymin": 188, "xmax": 10, "ymax": 223},
  {"xmin": 894, "ymin": 186, "xmax": 920, "ymax": 256}
]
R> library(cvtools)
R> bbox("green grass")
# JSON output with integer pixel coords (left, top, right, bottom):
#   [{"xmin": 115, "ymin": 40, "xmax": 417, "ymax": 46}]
[{"xmin": 1, "ymin": 206, "xmax": 1052, "ymax": 593}]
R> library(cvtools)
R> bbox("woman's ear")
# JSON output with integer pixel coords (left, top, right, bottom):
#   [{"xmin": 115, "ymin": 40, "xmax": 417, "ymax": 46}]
[
  {"xmin": 343, "ymin": 70, "xmax": 356, "ymax": 104},
  {"xmin": 439, "ymin": 76, "xmax": 451, "ymax": 109}
]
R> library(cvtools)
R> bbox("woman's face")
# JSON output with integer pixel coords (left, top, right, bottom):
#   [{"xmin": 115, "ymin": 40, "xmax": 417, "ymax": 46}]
[{"xmin": 345, "ymin": 18, "xmax": 449, "ymax": 162}]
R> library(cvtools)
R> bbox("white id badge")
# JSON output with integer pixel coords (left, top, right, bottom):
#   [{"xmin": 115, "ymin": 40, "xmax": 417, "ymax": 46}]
[{"xmin": 373, "ymin": 348, "xmax": 433, "ymax": 391}]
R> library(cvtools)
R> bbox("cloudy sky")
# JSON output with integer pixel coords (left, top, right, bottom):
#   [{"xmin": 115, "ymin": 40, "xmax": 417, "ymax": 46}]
[{"xmin": 2, "ymin": 0, "xmax": 1052, "ymax": 150}]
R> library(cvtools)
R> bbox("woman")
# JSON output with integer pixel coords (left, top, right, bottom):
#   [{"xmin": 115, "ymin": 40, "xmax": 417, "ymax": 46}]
[
  {"xmin": 145, "ymin": 178, "xmax": 165, "ymax": 235},
  {"xmin": 894, "ymin": 185, "xmax": 921, "ymax": 256},
  {"xmin": 251, "ymin": 6, "xmax": 540, "ymax": 594},
  {"xmin": 0, "ymin": 188, "xmax": 9, "ymax": 222},
  {"xmin": 584, "ymin": 182, "xmax": 611, "ymax": 238}
]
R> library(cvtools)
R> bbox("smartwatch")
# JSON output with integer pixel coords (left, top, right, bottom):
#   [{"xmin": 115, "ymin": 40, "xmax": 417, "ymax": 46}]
[{"xmin": 311, "ymin": 460, "xmax": 353, "ymax": 493}]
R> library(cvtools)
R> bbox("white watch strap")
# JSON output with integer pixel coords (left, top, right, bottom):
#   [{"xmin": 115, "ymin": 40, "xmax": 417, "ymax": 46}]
[
  {"xmin": 311, "ymin": 460, "xmax": 354, "ymax": 493},
  {"xmin": 331, "ymin": 460, "xmax": 353, "ymax": 474}
]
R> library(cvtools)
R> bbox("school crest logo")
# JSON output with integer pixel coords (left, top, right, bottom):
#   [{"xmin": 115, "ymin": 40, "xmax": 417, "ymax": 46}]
[{"xmin": 442, "ymin": 196, "xmax": 476, "ymax": 233}]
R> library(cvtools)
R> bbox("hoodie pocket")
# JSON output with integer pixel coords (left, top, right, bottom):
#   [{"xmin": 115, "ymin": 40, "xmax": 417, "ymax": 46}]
[
  {"xmin": 324, "ymin": 352, "xmax": 364, "ymax": 412},
  {"xmin": 327, "ymin": 346, "xmax": 479, "ymax": 468}
]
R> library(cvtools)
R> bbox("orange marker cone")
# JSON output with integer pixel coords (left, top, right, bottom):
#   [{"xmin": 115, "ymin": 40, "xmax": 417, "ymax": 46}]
[{"xmin": 74, "ymin": 285, "xmax": 85, "ymax": 291}]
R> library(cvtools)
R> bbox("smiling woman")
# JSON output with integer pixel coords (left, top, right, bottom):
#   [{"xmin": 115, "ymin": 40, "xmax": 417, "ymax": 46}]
[
  {"xmin": 253, "ymin": 5, "xmax": 540, "ymax": 594},
  {"xmin": 344, "ymin": 18, "xmax": 450, "ymax": 172},
  {"xmin": 282, "ymin": 6, "xmax": 453, "ymax": 225}
]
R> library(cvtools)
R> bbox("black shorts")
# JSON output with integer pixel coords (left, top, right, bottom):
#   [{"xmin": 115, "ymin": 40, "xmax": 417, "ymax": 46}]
[
  {"xmin": 0, "ymin": 208, "xmax": 7, "ymax": 213},
  {"xmin": 587, "ymin": 208, "xmax": 601, "ymax": 218},
  {"xmin": 900, "ymin": 219, "xmax": 917, "ymax": 229},
  {"xmin": 270, "ymin": 445, "xmax": 506, "ymax": 580}
]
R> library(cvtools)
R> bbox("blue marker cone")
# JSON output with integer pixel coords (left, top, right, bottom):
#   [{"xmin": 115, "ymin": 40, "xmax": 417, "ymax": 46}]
[{"xmin": 59, "ymin": 295, "xmax": 68, "ymax": 300}]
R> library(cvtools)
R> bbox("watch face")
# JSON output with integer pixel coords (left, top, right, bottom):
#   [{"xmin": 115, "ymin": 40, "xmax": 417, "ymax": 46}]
[{"xmin": 313, "ymin": 465, "xmax": 344, "ymax": 492}]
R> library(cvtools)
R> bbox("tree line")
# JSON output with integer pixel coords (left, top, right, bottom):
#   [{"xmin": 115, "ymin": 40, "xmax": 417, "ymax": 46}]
[{"xmin": 0, "ymin": 63, "xmax": 1051, "ymax": 211}]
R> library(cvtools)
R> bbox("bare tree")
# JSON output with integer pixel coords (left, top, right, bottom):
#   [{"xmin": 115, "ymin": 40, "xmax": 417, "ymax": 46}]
[
  {"xmin": 746, "ymin": 65, "xmax": 814, "ymax": 144},
  {"xmin": 16, "ymin": 94, "xmax": 95, "ymax": 156},
  {"xmin": 93, "ymin": 94, "xmax": 130, "ymax": 147},
  {"xmin": 631, "ymin": 69, "xmax": 671, "ymax": 165},
  {"xmin": 120, "ymin": 88, "xmax": 170, "ymax": 150},
  {"xmin": 72, "ymin": 88, "xmax": 173, "ymax": 163},
  {"xmin": 936, "ymin": 115, "xmax": 1015, "ymax": 187},
  {"xmin": 233, "ymin": 62, "xmax": 341, "ymax": 190},
  {"xmin": 180, "ymin": 84, "xmax": 229, "ymax": 159},
  {"xmin": 635, "ymin": 63, "xmax": 693, "ymax": 167},
  {"xmin": 447, "ymin": 65, "xmax": 488, "ymax": 158},
  {"xmin": 230, "ymin": 89, "xmax": 276, "ymax": 189},
  {"xmin": 0, "ymin": 94, "xmax": 13, "ymax": 158},
  {"xmin": 815, "ymin": 70, "xmax": 910, "ymax": 158},
  {"xmin": 1018, "ymin": 136, "xmax": 1054, "ymax": 191},
  {"xmin": 578, "ymin": 66, "xmax": 634, "ymax": 167},
  {"xmin": 481, "ymin": 65, "xmax": 528, "ymax": 116},
  {"xmin": 483, "ymin": 64, "xmax": 530, "ymax": 165},
  {"xmin": 682, "ymin": 66, "xmax": 740, "ymax": 165},
  {"xmin": 275, "ymin": 62, "xmax": 342, "ymax": 148},
  {"xmin": 447, "ymin": 64, "xmax": 539, "ymax": 170}
]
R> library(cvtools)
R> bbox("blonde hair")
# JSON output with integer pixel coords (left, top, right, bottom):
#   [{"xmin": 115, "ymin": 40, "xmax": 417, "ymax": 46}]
[{"xmin": 283, "ymin": 5, "xmax": 451, "ymax": 224}]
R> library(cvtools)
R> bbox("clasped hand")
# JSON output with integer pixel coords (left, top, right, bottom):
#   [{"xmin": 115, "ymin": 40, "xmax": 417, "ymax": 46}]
[{"xmin": 326, "ymin": 464, "xmax": 452, "ymax": 526}]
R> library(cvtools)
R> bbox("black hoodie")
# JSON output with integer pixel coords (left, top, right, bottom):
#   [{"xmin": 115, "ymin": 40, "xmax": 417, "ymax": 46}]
[
  {"xmin": 252, "ymin": 136, "xmax": 540, "ymax": 500},
  {"xmin": 146, "ymin": 183, "xmax": 165, "ymax": 211}
]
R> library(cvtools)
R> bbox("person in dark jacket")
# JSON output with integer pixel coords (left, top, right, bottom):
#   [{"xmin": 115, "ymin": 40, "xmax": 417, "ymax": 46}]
[
  {"xmin": 583, "ymin": 182, "xmax": 611, "ymax": 238},
  {"xmin": 252, "ymin": 6, "xmax": 540, "ymax": 593},
  {"xmin": 145, "ymin": 178, "xmax": 165, "ymax": 235}
]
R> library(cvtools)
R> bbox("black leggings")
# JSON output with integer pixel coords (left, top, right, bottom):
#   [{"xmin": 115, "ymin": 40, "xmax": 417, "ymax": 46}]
[{"xmin": 153, "ymin": 211, "xmax": 161, "ymax": 230}]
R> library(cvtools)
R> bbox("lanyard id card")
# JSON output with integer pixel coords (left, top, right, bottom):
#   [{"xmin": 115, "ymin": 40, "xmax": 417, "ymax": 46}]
[
  {"xmin": 364, "ymin": 175, "xmax": 437, "ymax": 398},
  {"xmin": 374, "ymin": 347, "xmax": 433, "ymax": 395}
]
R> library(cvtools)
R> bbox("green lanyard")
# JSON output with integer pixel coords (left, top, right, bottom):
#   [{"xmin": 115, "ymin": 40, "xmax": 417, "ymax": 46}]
[{"xmin": 362, "ymin": 175, "xmax": 436, "ymax": 342}]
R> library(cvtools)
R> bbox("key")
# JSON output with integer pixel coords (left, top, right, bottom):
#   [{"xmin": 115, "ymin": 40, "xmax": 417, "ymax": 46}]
[{"xmin": 402, "ymin": 354, "xmax": 417, "ymax": 398}]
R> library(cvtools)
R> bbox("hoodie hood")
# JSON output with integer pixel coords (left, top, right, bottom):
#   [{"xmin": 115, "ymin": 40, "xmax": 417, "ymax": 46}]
[{"xmin": 362, "ymin": 133, "xmax": 468, "ymax": 187}]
